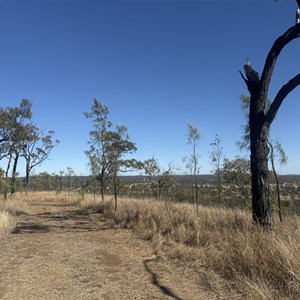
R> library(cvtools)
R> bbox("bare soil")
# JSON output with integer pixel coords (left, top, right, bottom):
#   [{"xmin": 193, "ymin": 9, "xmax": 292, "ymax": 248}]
[{"xmin": 0, "ymin": 197, "xmax": 212, "ymax": 300}]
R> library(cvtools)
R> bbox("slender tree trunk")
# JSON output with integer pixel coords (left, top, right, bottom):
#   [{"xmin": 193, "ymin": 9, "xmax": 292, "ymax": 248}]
[
  {"xmin": 217, "ymin": 168, "xmax": 222, "ymax": 203},
  {"xmin": 193, "ymin": 144, "xmax": 199, "ymax": 213},
  {"xmin": 11, "ymin": 152, "xmax": 19, "ymax": 196},
  {"xmin": 158, "ymin": 178, "xmax": 162, "ymax": 200},
  {"xmin": 268, "ymin": 142, "xmax": 283, "ymax": 222},
  {"xmin": 193, "ymin": 172, "xmax": 199, "ymax": 213},
  {"xmin": 98, "ymin": 170, "xmax": 106, "ymax": 201},
  {"xmin": 4, "ymin": 152, "xmax": 12, "ymax": 200},
  {"xmin": 113, "ymin": 173, "xmax": 118, "ymax": 211},
  {"xmin": 5, "ymin": 153, "xmax": 12, "ymax": 179},
  {"xmin": 25, "ymin": 159, "xmax": 30, "ymax": 188},
  {"xmin": 100, "ymin": 183, "xmax": 105, "ymax": 201}
]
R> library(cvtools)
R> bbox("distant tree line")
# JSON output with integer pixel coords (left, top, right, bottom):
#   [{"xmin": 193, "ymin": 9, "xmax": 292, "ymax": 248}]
[{"xmin": 1, "ymin": 99, "xmax": 294, "ymax": 220}]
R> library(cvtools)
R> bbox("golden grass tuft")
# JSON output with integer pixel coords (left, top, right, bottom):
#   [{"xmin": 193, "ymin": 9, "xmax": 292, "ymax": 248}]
[
  {"xmin": 16, "ymin": 191, "xmax": 82, "ymax": 205},
  {"xmin": 89, "ymin": 197, "xmax": 300, "ymax": 300},
  {"xmin": 79, "ymin": 194, "xmax": 106, "ymax": 211},
  {"xmin": 0, "ymin": 211, "xmax": 16, "ymax": 234},
  {"xmin": 0, "ymin": 194, "xmax": 26, "ymax": 234}
]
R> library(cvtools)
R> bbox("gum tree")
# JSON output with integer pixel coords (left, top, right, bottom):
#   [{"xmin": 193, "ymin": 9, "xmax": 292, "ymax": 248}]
[
  {"xmin": 210, "ymin": 134, "xmax": 224, "ymax": 203},
  {"xmin": 84, "ymin": 99, "xmax": 138, "ymax": 207},
  {"xmin": 106, "ymin": 124, "xmax": 138, "ymax": 211},
  {"xmin": 240, "ymin": 16, "xmax": 300, "ymax": 228},
  {"xmin": 0, "ymin": 100, "xmax": 33, "ymax": 197},
  {"xmin": 183, "ymin": 124, "xmax": 201, "ymax": 213},
  {"xmin": 84, "ymin": 99, "xmax": 113, "ymax": 201},
  {"xmin": 22, "ymin": 128, "xmax": 59, "ymax": 188}
]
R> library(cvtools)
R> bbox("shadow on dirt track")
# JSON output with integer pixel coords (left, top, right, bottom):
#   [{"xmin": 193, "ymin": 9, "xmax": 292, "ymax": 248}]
[{"xmin": 12, "ymin": 202, "xmax": 112, "ymax": 234}]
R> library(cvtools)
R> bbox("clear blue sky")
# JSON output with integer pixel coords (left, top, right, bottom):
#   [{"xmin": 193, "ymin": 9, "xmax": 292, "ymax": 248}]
[{"xmin": 0, "ymin": 0, "xmax": 300, "ymax": 176}]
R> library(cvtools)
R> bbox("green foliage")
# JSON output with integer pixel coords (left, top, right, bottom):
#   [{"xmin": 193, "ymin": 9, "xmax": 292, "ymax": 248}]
[
  {"xmin": 223, "ymin": 157, "xmax": 251, "ymax": 205},
  {"xmin": 143, "ymin": 157, "xmax": 178, "ymax": 200},
  {"xmin": 0, "ymin": 100, "xmax": 58, "ymax": 195},
  {"xmin": 84, "ymin": 99, "xmax": 139, "ymax": 204}
]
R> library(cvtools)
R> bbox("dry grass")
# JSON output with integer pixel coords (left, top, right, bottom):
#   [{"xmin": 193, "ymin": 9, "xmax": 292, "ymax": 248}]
[
  {"xmin": 83, "ymin": 196, "xmax": 300, "ymax": 300},
  {"xmin": 16, "ymin": 191, "xmax": 82, "ymax": 205},
  {"xmin": 0, "ymin": 211, "xmax": 16, "ymax": 234},
  {"xmin": 0, "ymin": 191, "xmax": 84, "ymax": 234},
  {"xmin": 2, "ymin": 191, "xmax": 300, "ymax": 299},
  {"xmin": 79, "ymin": 193, "xmax": 108, "ymax": 211},
  {"xmin": 0, "ymin": 193, "xmax": 29, "ymax": 234}
]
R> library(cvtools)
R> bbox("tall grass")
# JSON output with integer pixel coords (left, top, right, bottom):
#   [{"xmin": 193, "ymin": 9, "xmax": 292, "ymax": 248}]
[
  {"xmin": 0, "ymin": 193, "xmax": 28, "ymax": 234},
  {"xmin": 2, "ymin": 191, "xmax": 299, "ymax": 298},
  {"xmin": 0, "ymin": 211, "xmax": 16, "ymax": 234},
  {"xmin": 81, "ymin": 196, "xmax": 300, "ymax": 299}
]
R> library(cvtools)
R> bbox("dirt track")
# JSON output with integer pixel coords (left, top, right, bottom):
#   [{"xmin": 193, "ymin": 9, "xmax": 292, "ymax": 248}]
[{"xmin": 0, "ymin": 198, "xmax": 211, "ymax": 300}]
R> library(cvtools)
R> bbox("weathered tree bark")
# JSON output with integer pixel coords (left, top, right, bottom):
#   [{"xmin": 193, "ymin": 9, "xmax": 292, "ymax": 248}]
[{"xmin": 241, "ymin": 23, "xmax": 300, "ymax": 228}]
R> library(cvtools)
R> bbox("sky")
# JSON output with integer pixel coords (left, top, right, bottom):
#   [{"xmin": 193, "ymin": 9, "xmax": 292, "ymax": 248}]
[{"xmin": 0, "ymin": 0, "xmax": 300, "ymax": 176}]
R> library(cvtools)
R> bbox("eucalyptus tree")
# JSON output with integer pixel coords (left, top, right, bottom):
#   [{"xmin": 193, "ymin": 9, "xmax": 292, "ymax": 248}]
[
  {"xmin": 66, "ymin": 167, "xmax": 76, "ymax": 191},
  {"xmin": 21, "ymin": 128, "xmax": 59, "ymax": 188},
  {"xmin": 183, "ymin": 124, "xmax": 201, "ymax": 213},
  {"xmin": 240, "ymin": 7, "xmax": 300, "ymax": 227},
  {"xmin": 223, "ymin": 157, "xmax": 251, "ymax": 206},
  {"xmin": 0, "ymin": 100, "xmax": 58, "ymax": 195},
  {"xmin": 0, "ymin": 100, "xmax": 33, "ymax": 196},
  {"xmin": 210, "ymin": 134, "xmax": 224, "ymax": 203},
  {"xmin": 143, "ymin": 157, "xmax": 177, "ymax": 200},
  {"xmin": 84, "ymin": 99, "xmax": 113, "ymax": 200},
  {"xmin": 84, "ymin": 99, "xmax": 138, "ymax": 207},
  {"xmin": 105, "ymin": 124, "xmax": 138, "ymax": 210}
]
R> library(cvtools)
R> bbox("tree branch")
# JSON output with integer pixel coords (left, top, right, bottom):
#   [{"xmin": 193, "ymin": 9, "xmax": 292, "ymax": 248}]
[
  {"xmin": 265, "ymin": 72, "xmax": 300, "ymax": 125},
  {"xmin": 260, "ymin": 23, "xmax": 300, "ymax": 100},
  {"xmin": 239, "ymin": 71, "xmax": 249, "ymax": 87}
]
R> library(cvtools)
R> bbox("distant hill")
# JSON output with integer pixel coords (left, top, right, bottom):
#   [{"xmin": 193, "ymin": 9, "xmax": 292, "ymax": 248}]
[{"xmin": 119, "ymin": 174, "xmax": 300, "ymax": 184}]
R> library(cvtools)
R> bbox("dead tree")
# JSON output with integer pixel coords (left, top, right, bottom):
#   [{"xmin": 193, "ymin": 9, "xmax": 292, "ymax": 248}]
[{"xmin": 240, "ymin": 23, "xmax": 300, "ymax": 228}]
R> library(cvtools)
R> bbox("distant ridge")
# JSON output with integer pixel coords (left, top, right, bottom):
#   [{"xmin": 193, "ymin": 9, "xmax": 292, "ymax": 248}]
[{"xmin": 20, "ymin": 174, "xmax": 300, "ymax": 185}]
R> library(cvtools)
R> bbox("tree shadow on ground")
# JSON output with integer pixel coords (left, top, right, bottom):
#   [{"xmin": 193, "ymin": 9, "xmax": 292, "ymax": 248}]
[
  {"xmin": 31, "ymin": 202, "xmax": 78, "ymax": 207},
  {"xmin": 143, "ymin": 251, "xmax": 183, "ymax": 300},
  {"xmin": 12, "ymin": 204, "xmax": 113, "ymax": 234}
]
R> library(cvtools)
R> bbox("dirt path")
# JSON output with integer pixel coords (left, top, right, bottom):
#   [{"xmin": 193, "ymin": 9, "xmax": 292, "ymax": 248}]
[{"xmin": 0, "ymin": 198, "xmax": 212, "ymax": 300}]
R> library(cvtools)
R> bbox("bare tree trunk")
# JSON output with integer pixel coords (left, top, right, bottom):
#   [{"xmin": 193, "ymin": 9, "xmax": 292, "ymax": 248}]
[
  {"xmin": 241, "ymin": 23, "xmax": 300, "ymax": 228},
  {"xmin": 250, "ymin": 120, "xmax": 272, "ymax": 228}
]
